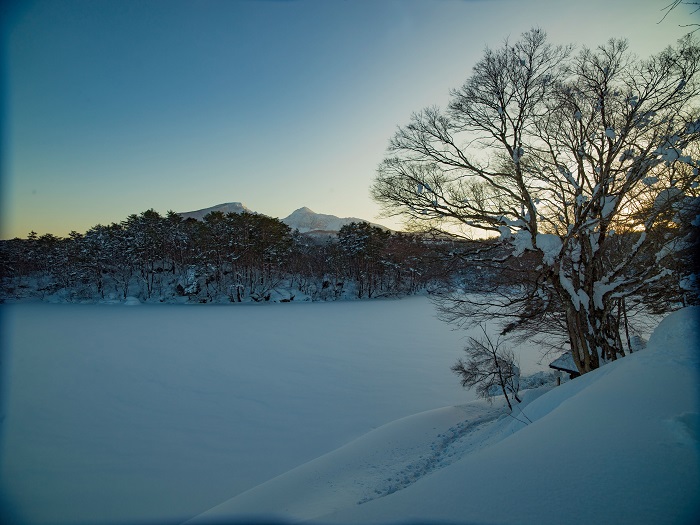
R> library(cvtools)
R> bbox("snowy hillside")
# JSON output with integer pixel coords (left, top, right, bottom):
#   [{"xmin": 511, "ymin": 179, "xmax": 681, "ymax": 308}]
[
  {"xmin": 191, "ymin": 307, "xmax": 700, "ymax": 525},
  {"xmin": 177, "ymin": 202, "xmax": 251, "ymax": 220},
  {"xmin": 282, "ymin": 206, "xmax": 387, "ymax": 233}
]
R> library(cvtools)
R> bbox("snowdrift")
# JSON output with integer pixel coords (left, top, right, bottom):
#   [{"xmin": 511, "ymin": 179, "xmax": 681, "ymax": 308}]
[{"xmin": 192, "ymin": 307, "xmax": 700, "ymax": 525}]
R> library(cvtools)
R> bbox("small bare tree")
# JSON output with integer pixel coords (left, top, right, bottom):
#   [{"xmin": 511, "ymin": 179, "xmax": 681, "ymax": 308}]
[{"xmin": 451, "ymin": 327, "xmax": 521, "ymax": 410}]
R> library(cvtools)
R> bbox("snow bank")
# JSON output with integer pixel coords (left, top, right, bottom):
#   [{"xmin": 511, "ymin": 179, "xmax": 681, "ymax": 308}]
[
  {"xmin": 187, "ymin": 402, "xmax": 513, "ymax": 524},
  {"xmin": 193, "ymin": 307, "xmax": 699, "ymax": 525}
]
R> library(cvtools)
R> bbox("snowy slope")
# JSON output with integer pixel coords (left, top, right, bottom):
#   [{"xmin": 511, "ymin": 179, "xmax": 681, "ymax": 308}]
[
  {"xmin": 177, "ymin": 201, "xmax": 251, "ymax": 220},
  {"xmin": 282, "ymin": 206, "xmax": 387, "ymax": 233},
  {"xmin": 191, "ymin": 307, "xmax": 700, "ymax": 525}
]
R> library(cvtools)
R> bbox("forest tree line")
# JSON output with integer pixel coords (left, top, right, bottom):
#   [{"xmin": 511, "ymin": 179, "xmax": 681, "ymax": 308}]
[
  {"xmin": 1, "ymin": 205, "xmax": 693, "ymax": 318},
  {"xmin": 0, "ymin": 209, "xmax": 462, "ymax": 303}
]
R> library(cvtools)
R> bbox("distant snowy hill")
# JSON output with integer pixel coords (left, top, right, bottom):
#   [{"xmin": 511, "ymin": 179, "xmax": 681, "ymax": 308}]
[
  {"xmin": 178, "ymin": 203, "xmax": 386, "ymax": 233},
  {"xmin": 177, "ymin": 202, "xmax": 251, "ymax": 221},
  {"xmin": 282, "ymin": 207, "xmax": 386, "ymax": 233}
]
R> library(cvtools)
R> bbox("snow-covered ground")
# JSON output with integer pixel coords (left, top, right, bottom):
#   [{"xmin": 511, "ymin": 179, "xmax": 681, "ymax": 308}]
[
  {"xmin": 0, "ymin": 297, "xmax": 539, "ymax": 524},
  {"xmin": 1, "ymin": 298, "xmax": 696, "ymax": 524},
  {"xmin": 192, "ymin": 307, "xmax": 699, "ymax": 525}
]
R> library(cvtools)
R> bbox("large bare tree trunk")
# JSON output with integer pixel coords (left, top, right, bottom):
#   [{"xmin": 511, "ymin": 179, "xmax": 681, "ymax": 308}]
[{"xmin": 564, "ymin": 301, "xmax": 626, "ymax": 374}]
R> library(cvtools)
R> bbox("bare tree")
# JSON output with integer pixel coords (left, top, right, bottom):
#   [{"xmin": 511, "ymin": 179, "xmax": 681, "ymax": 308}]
[
  {"xmin": 451, "ymin": 327, "xmax": 521, "ymax": 410},
  {"xmin": 372, "ymin": 29, "xmax": 700, "ymax": 374}
]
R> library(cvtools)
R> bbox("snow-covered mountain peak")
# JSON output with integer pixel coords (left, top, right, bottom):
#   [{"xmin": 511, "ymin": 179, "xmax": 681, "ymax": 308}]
[
  {"xmin": 177, "ymin": 202, "xmax": 386, "ymax": 234},
  {"xmin": 282, "ymin": 207, "xmax": 385, "ymax": 233},
  {"xmin": 178, "ymin": 202, "xmax": 251, "ymax": 221}
]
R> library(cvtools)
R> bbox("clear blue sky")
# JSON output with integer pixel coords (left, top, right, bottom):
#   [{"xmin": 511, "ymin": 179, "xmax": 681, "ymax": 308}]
[{"xmin": 1, "ymin": 0, "xmax": 695, "ymax": 238}]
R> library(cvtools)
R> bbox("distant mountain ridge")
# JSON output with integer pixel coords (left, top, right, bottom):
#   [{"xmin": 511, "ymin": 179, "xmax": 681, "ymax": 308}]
[
  {"xmin": 282, "ymin": 207, "xmax": 386, "ymax": 233},
  {"xmin": 177, "ymin": 203, "xmax": 387, "ymax": 233},
  {"xmin": 177, "ymin": 202, "xmax": 251, "ymax": 221}
]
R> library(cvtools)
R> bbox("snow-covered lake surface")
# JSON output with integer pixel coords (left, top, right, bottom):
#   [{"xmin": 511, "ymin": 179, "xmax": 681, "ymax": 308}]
[
  {"xmin": 0, "ymin": 297, "xmax": 520, "ymax": 524},
  {"xmin": 1, "ymin": 298, "xmax": 697, "ymax": 525}
]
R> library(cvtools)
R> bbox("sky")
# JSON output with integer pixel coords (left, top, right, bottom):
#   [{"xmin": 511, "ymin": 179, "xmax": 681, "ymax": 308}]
[{"xmin": 1, "ymin": 0, "xmax": 696, "ymax": 239}]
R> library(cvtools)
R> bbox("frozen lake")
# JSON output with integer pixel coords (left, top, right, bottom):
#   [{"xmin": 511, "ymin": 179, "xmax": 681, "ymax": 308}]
[{"xmin": 1, "ymin": 297, "xmax": 508, "ymax": 524}]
